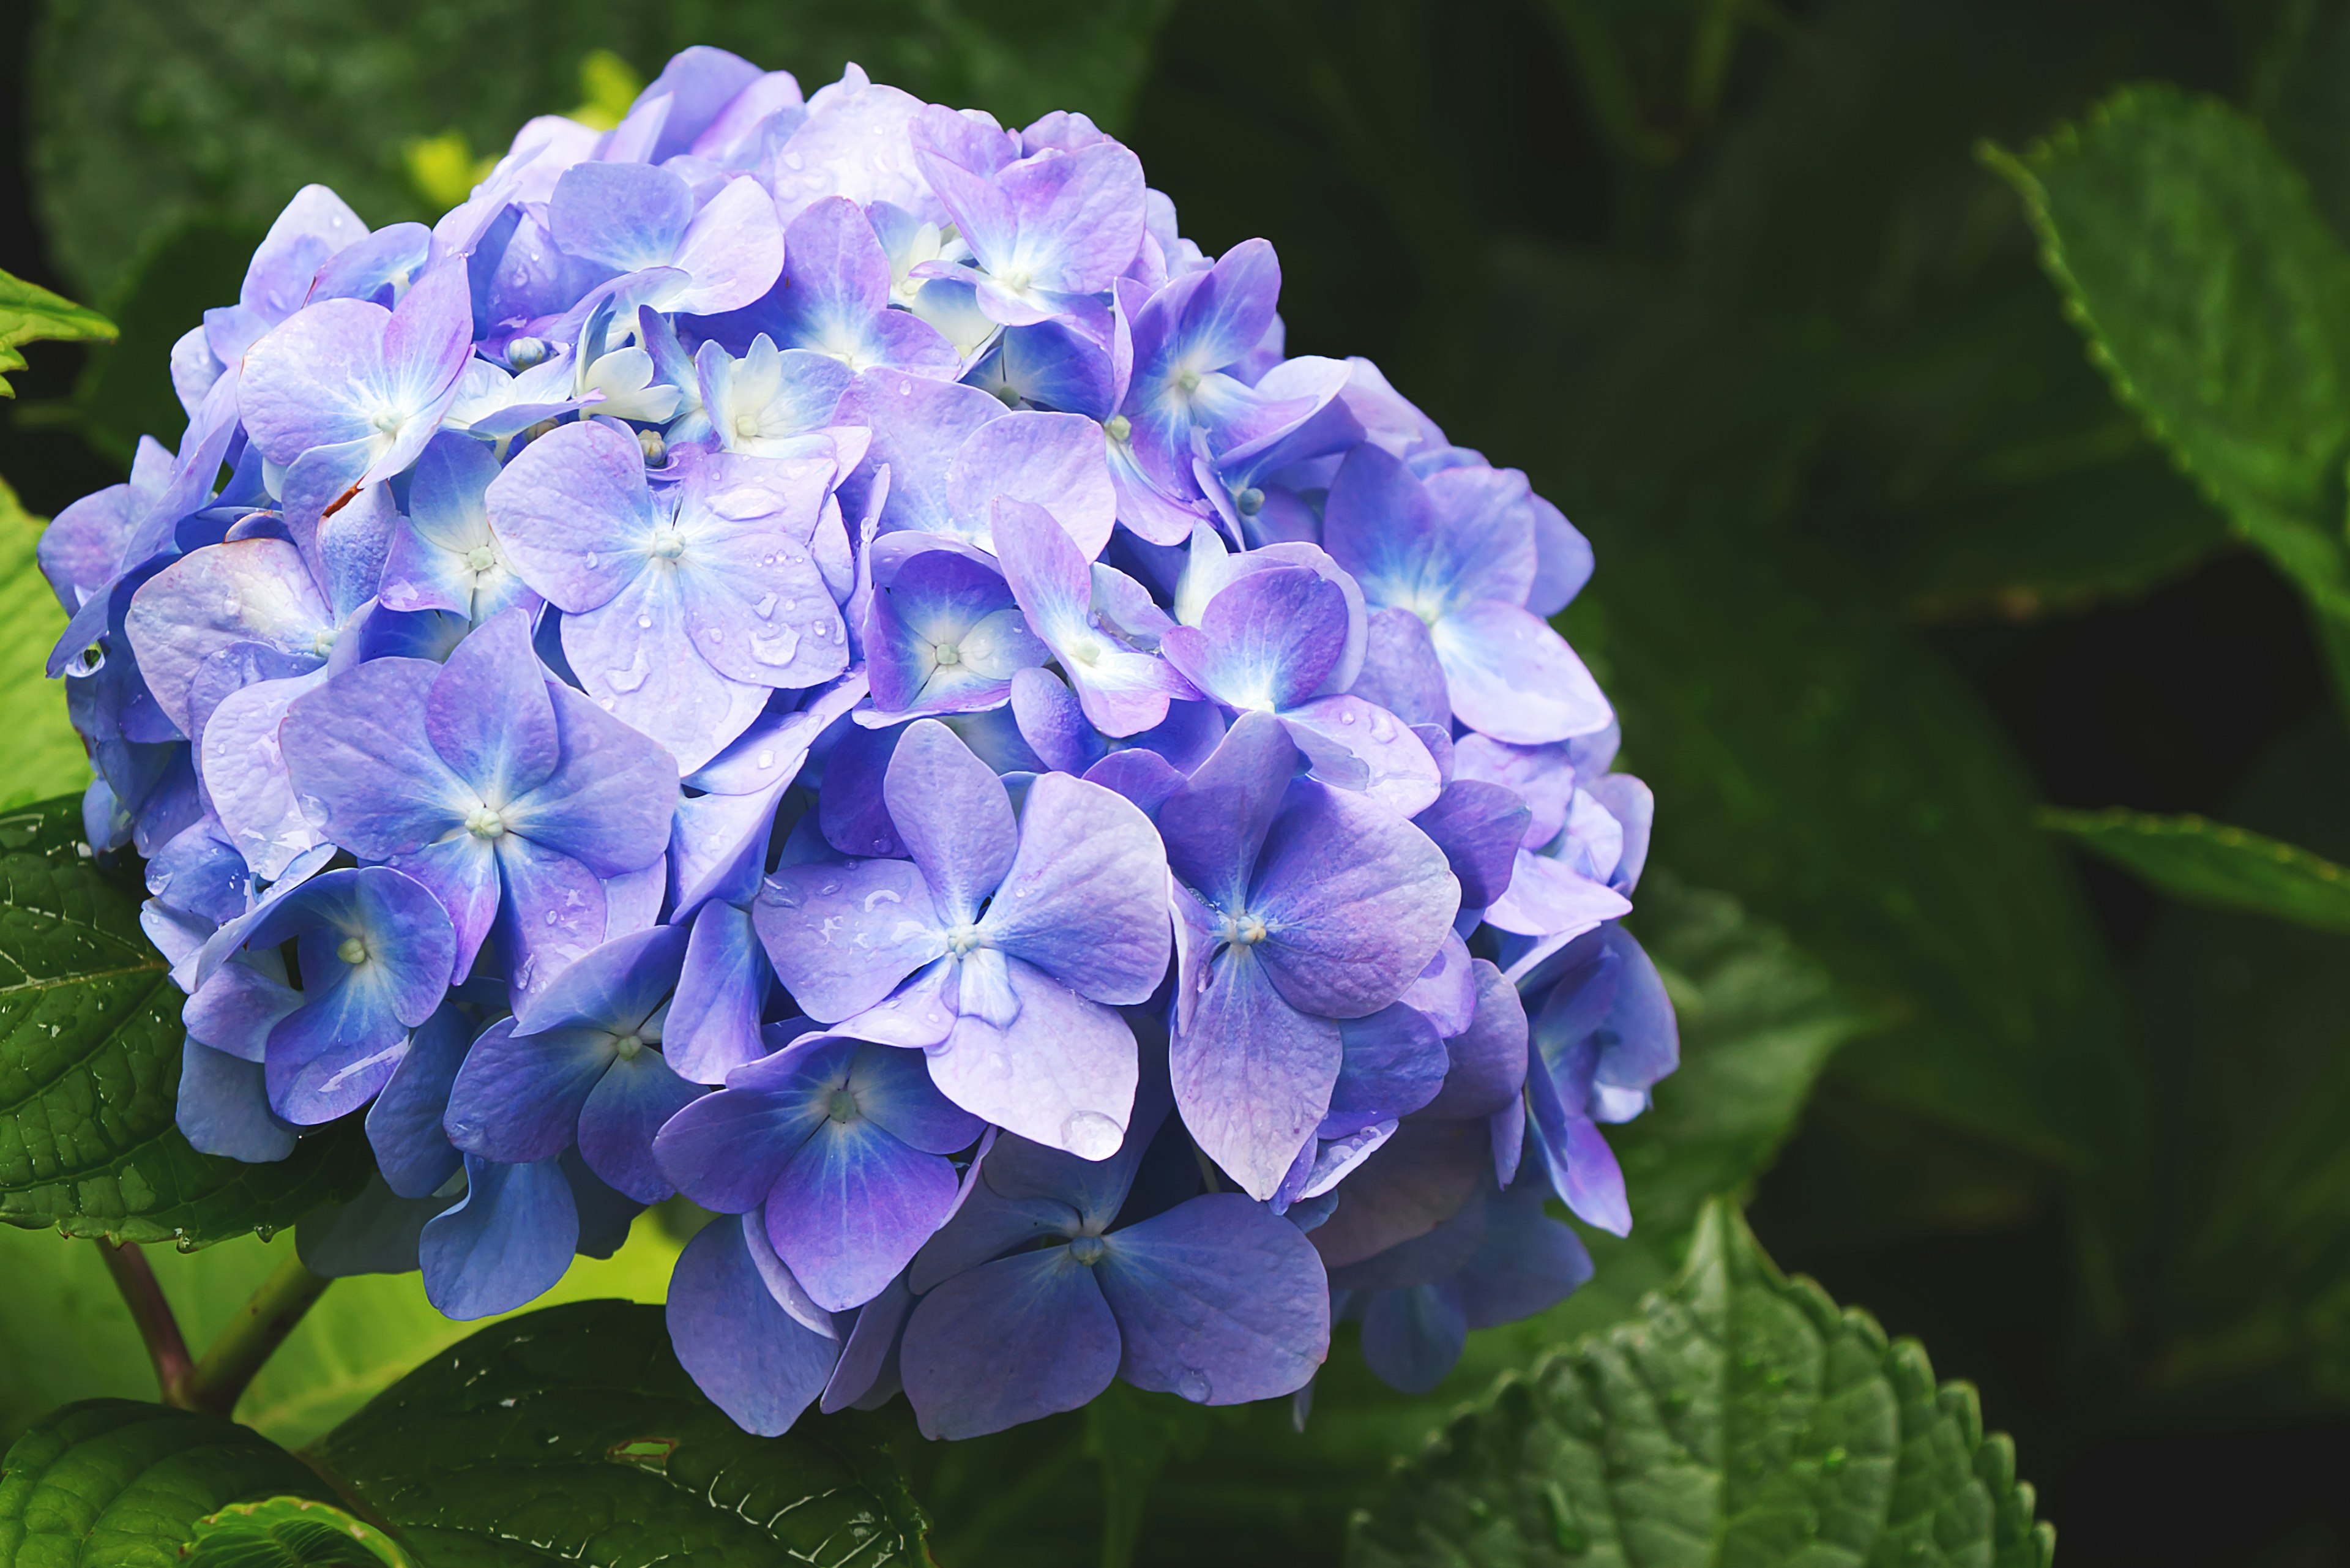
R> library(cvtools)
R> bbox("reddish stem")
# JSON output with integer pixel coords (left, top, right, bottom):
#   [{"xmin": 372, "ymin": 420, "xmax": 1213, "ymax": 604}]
[{"xmin": 97, "ymin": 1239, "xmax": 198, "ymax": 1407}]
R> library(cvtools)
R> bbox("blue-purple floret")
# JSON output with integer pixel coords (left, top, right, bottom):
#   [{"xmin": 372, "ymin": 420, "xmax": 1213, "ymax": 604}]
[{"xmin": 50, "ymin": 45, "xmax": 1676, "ymax": 1439}]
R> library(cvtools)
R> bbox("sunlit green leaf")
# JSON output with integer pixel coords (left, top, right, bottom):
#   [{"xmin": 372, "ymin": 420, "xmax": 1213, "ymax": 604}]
[{"xmin": 0, "ymin": 270, "xmax": 114, "ymax": 397}]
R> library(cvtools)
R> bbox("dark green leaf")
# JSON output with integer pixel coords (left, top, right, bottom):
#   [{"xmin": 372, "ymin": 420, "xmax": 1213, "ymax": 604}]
[
  {"xmin": 308, "ymin": 1299, "xmax": 925, "ymax": 1566},
  {"xmin": 0, "ymin": 794, "xmax": 371, "ymax": 1247},
  {"xmin": 1988, "ymin": 85, "xmax": 2350, "ymax": 634},
  {"xmin": 183, "ymin": 1496, "xmax": 414, "ymax": 1567},
  {"xmin": 1443, "ymin": 241, "xmax": 2144, "ymax": 1184},
  {"xmin": 1347, "ymin": 1200, "xmax": 2054, "ymax": 1568},
  {"xmin": 0, "ymin": 1400, "xmax": 330, "ymax": 1567},
  {"xmin": 0, "ymin": 271, "xmax": 115, "ymax": 396},
  {"xmin": 2040, "ymin": 805, "xmax": 2350, "ymax": 935},
  {"xmin": 2119, "ymin": 713, "xmax": 2350, "ymax": 1409},
  {"xmin": 73, "ymin": 217, "xmax": 266, "ymax": 462},
  {"xmin": 30, "ymin": 0, "xmax": 1177, "ymax": 300}
]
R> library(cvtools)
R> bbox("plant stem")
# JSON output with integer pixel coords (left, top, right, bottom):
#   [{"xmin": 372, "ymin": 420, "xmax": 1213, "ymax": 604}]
[
  {"xmin": 97, "ymin": 1239, "xmax": 198, "ymax": 1406},
  {"xmin": 182, "ymin": 1250, "xmax": 332, "ymax": 1416}
]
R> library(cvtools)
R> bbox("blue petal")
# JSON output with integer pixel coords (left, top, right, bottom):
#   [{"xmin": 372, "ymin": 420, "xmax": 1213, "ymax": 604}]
[
  {"xmin": 899, "ymin": 1245, "xmax": 1121, "ymax": 1439},
  {"xmin": 177, "ymin": 1039, "xmax": 296, "ymax": 1162},
  {"xmin": 1359, "ymin": 1283, "xmax": 1467, "ymax": 1395},
  {"xmin": 420, "ymin": 1155, "xmax": 579, "ymax": 1318},
  {"xmin": 578, "ymin": 1047, "xmax": 705, "ymax": 1203},
  {"xmin": 442, "ymin": 1017, "xmax": 613, "ymax": 1165},
  {"xmin": 1095, "ymin": 1192, "xmax": 1328, "ymax": 1405},
  {"xmin": 666, "ymin": 1217, "xmax": 843, "ymax": 1436},
  {"xmin": 365, "ymin": 1002, "xmax": 471, "ymax": 1198}
]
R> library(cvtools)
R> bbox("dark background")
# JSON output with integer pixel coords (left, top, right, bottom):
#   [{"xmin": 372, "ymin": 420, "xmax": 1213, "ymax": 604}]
[{"xmin": 7, "ymin": 1, "xmax": 2348, "ymax": 1561}]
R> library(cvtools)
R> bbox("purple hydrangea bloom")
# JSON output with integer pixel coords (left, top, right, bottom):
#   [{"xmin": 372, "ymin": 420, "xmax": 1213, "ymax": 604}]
[
  {"xmin": 898, "ymin": 1096, "xmax": 1327, "ymax": 1438},
  {"xmin": 754, "ymin": 719, "xmax": 1168, "ymax": 1157},
  {"xmin": 278, "ymin": 608, "xmax": 675, "ymax": 993},
  {"xmin": 67, "ymin": 43, "xmax": 1667, "ymax": 1435},
  {"xmin": 655, "ymin": 1028, "xmax": 985, "ymax": 1312}
]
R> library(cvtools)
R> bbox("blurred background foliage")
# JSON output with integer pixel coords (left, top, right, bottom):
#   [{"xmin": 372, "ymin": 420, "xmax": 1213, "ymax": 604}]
[{"xmin": 7, "ymin": 0, "xmax": 2350, "ymax": 1562}]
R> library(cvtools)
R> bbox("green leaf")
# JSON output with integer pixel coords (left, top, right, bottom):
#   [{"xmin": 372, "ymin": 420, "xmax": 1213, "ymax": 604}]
[
  {"xmin": 0, "ymin": 1400, "xmax": 332, "ymax": 1567},
  {"xmin": 0, "ymin": 482, "xmax": 89, "ymax": 813},
  {"xmin": 0, "ymin": 794, "xmax": 371, "ymax": 1247},
  {"xmin": 29, "ymin": 1, "xmax": 1176, "ymax": 301},
  {"xmin": 308, "ymin": 1300, "xmax": 926, "ymax": 1566},
  {"xmin": 73, "ymin": 217, "xmax": 266, "ymax": 462},
  {"xmin": 1346, "ymin": 1201, "xmax": 2054, "ymax": 1568},
  {"xmin": 2113, "ymin": 712, "xmax": 2350, "ymax": 1408},
  {"xmin": 1455, "ymin": 244, "xmax": 2143, "ymax": 1184},
  {"xmin": 183, "ymin": 1496, "xmax": 414, "ymax": 1567},
  {"xmin": 0, "ymin": 1204, "xmax": 687, "ymax": 1450},
  {"xmin": 2040, "ymin": 806, "xmax": 2350, "ymax": 935},
  {"xmin": 1988, "ymin": 85, "xmax": 2350, "ymax": 643},
  {"xmin": 0, "ymin": 271, "xmax": 115, "ymax": 396}
]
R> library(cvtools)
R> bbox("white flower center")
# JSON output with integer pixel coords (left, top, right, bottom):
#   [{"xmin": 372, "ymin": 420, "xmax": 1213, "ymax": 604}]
[
  {"xmin": 464, "ymin": 805, "xmax": 506, "ymax": 840},
  {"xmin": 336, "ymin": 936, "xmax": 368, "ymax": 965},
  {"xmin": 466, "ymin": 545, "xmax": 499, "ymax": 573}
]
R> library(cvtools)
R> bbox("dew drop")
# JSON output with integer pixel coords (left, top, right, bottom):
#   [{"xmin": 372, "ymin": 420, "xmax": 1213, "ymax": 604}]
[
  {"xmin": 755, "ymin": 747, "xmax": 776, "ymax": 770},
  {"xmin": 819, "ymin": 881, "xmax": 841, "ymax": 896},
  {"xmin": 750, "ymin": 624, "xmax": 801, "ymax": 666},
  {"xmin": 637, "ymin": 613, "xmax": 653, "ymax": 629},
  {"xmin": 1175, "ymin": 1367, "xmax": 1213, "ymax": 1403},
  {"xmin": 584, "ymin": 552, "xmax": 599, "ymax": 569},
  {"xmin": 543, "ymin": 909, "xmax": 558, "ymax": 925},
  {"xmin": 65, "ymin": 643, "xmax": 105, "ymax": 678},
  {"xmin": 1060, "ymin": 1109, "xmax": 1122, "ymax": 1159},
  {"xmin": 221, "ymin": 594, "xmax": 242, "ymax": 616},
  {"xmin": 1370, "ymin": 711, "xmax": 1393, "ymax": 741},
  {"xmin": 605, "ymin": 649, "xmax": 652, "ymax": 694},
  {"xmin": 755, "ymin": 592, "xmax": 777, "ymax": 618}
]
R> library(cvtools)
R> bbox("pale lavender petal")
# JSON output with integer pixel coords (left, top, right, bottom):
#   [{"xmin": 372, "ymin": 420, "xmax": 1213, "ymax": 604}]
[
  {"xmin": 850, "ymin": 1040, "xmax": 986, "ymax": 1154},
  {"xmin": 183, "ymin": 958, "xmax": 301, "ymax": 1064},
  {"xmin": 1173, "ymin": 949, "xmax": 1337, "ymax": 1201},
  {"xmin": 665, "ymin": 900, "xmax": 772, "ymax": 1084},
  {"xmin": 927, "ymin": 958, "xmax": 1136, "ymax": 1159},
  {"xmin": 1097, "ymin": 1192, "xmax": 1328, "ymax": 1403},
  {"xmin": 1251, "ymin": 780, "xmax": 1458, "ymax": 1020},
  {"xmin": 387, "ymin": 835, "xmax": 500, "ymax": 984},
  {"xmin": 979, "ymin": 771, "xmax": 1169, "ymax": 1002},
  {"xmin": 483, "ymin": 420, "xmax": 655, "ymax": 613},
  {"xmin": 562, "ymin": 560, "xmax": 770, "ymax": 772},
  {"xmin": 124, "ymin": 539, "xmax": 335, "ymax": 735},
  {"xmin": 754, "ymin": 857, "xmax": 947, "ymax": 1019},
  {"xmin": 199, "ymin": 668, "xmax": 330, "ymax": 881},
  {"xmin": 1431, "ymin": 600, "xmax": 1613, "ymax": 746},
  {"xmin": 425, "ymin": 608, "xmax": 559, "ymax": 807},
  {"xmin": 1278, "ymin": 696, "xmax": 1442, "ymax": 818},
  {"xmin": 946, "ymin": 411, "xmax": 1116, "ymax": 556},
  {"xmin": 1482, "ymin": 849, "xmax": 1632, "ymax": 939},
  {"xmin": 1009, "ymin": 666, "xmax": 1102, "ymax": 773},
  {"xmin": 668, "ymin": 174, "xmax": 786, "ymax": 316},
  {"xmin": 885, "ymin": 719, "xmax": 1017, "ymax": 921},
  {"xmin": 1082, "ymin": 749, "xmax": 1184, "ymax": 816},
  {"xmin": 494, "ymin": 838, "xmax": 610, "ymax": 1001},
  {"xmin": 1348, "ymin": 607, "xmax": 1450, "ymax": 730},
  {"xmin": 1524, "ymin": 494, "xmax": 1593, "ymax": 617},
  {"xmin": 848, "ymin": 368, "xmax": 1003, "ymax": 536},
  {"xmin": 1526, "ymin": 1058, "xmax": 1630, "ymax": 1236}
]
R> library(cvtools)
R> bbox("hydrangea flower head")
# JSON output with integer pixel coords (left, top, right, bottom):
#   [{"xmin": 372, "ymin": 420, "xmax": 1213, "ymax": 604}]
[{"xmin": 56, "ymin": 45, "xmax": 1673, "ymax": 1437}]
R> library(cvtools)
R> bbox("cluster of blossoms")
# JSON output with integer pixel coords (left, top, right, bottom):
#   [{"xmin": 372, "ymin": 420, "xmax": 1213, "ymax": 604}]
[{"xmin": 41, "ymin": 47, "xmax": 1676, "ymax": 1437}]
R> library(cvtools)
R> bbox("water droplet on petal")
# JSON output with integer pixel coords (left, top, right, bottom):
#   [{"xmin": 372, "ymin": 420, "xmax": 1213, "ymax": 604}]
[
  {"xmin": 1060, "ymin": 1109, "xmax": 1122, "ymax": 1159},
  {"xmin": 637, "ymin": 613, "xmax": 653, "ymax": 629},
  {"xmin": 605, "ymin": 649, "xmax": 652, "ymax": 694},
  {"xmin": 755, "ymin": 592, "xmax": 777, "ymax": 618},
  {"xmin": 750, "ymin": 624, "xmax": 801, "ymax": 666},
  {"xmin": 755, "ymin": 747, "xmax": 776, "ymax": 769},
  {"xmin": 1176, "ymin": 1367, "xmax": 1213, "ymax": 1403}
]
